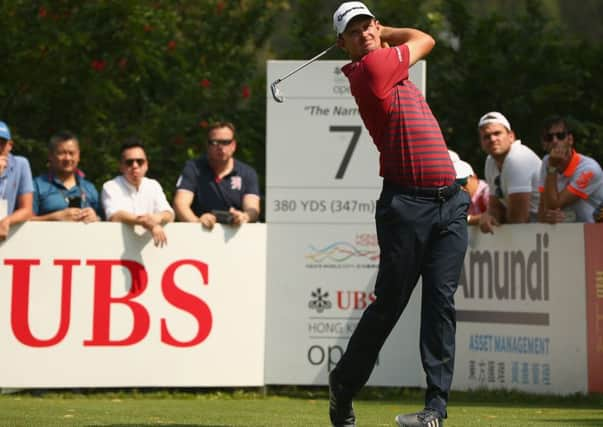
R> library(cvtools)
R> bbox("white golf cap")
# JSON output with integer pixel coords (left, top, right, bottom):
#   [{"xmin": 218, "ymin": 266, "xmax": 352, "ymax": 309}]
[
  {"xmin": 453, "ymin": 160, "xmax": 475, "ymax": 180},
  {"xmin": 478, "ymin": 111, "xmax": 511, "ymax": 131},
  {"xmin": 333, "ymin": 1, "xmax": 375, "ymax": 35},
  {"xmin": 448, "ymin": 149, "xmax": 460, "ymax": 163}
]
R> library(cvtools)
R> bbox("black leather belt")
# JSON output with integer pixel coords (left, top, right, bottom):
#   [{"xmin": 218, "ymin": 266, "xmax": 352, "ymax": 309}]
[{"xmin": 383, "ymin": 181, "xmax": 460, "ymax": 200}]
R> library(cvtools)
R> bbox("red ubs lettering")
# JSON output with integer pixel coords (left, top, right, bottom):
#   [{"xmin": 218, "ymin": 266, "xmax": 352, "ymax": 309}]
[
  {"xmin": 337, "ymin": 290, "xmax": 376, "ymax": 310},
  {"xmin": 4, "ymin": 258, "xmax": 212, "ymax": 348}
]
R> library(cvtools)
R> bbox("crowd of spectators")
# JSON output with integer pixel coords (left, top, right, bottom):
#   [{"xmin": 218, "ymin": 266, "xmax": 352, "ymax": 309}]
[
  {"xmin": 450, "ymin": 111, "xmax": 603, "ymax": 233},
  {"xmin": 0, "ymin": 120, "xmax": 260, "ymax": 245},
  {"xmin": 2, "ymin": 112, "xmax": 602, "ymax": 243}
]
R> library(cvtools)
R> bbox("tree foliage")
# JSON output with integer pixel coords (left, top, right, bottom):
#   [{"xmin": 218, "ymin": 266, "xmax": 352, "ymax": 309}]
[
  {"xmin": 0, "ymin": 0, "xmax": 287, "ymax": 198},
  {"xmin": 0, "ymin": 0, "xmax": 601, "ymax": 199}
]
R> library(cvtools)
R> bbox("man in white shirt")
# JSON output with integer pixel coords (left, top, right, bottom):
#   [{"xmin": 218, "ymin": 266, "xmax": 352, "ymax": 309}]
[
  {"xmin": 478, "ymin": 112, "xmax": 542, "ymax": 233},
  {"xmin": 537, "ymin": 115, "xmax": 603, "ymax": 223},
  {"xmin": 102, "ymin": 139, "xmax": 174, "ymax": 247}
]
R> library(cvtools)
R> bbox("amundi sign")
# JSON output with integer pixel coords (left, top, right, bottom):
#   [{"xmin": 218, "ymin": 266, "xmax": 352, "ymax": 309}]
[{"xmin": 459, "ymin": 233, "xmax": 550, "ymax": 302}]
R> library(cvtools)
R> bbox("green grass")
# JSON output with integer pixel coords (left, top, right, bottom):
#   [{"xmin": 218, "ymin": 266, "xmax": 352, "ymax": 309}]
[{"xmin": 0, "ymin": 387, "xmax": 601, "ymax": 426}]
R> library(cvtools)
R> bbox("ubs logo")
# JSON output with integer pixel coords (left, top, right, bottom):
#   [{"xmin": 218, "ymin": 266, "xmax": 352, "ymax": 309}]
[{"xmin": 308, "ymin": 288, "xmax": 332, "ymax": 313}]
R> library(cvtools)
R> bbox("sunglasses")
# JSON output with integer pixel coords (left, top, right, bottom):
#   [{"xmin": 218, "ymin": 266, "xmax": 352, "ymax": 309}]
[
  {"xmin": 494, "ymin": 175, "xmax": 504, "ymax": 199},
  {"xmin": 208, "ymin": 139, "xmax": 233, "ymax": 146},
  {"xmin": 123, "ymin": 158, "xmax": 146, "ymax": 167},
  {"xmin": 543, "ymin": 131, "xmax": 568, "ymax": 142}
]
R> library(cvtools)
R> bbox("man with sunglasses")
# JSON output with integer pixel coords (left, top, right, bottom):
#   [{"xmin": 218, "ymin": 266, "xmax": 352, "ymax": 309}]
[
  {"xmin": 0, "ymin": 120, "xmax": 34, "ymax": 240},
  {"xmin": 102, "ymin": 139, "xmax": 174, "ymax": 247},
  {"xmin": 537, "ymin": 115, "xmax": 603, "ymax": 223},
  {"xmin": 32, "ymin": 131, "xmax": 102, "ymax": 223},
  {"xmin": 173, "ymin": 121, "xmax": 260, "ymax": 230},
  {"xmin": 478, "ymin": 112, "xmax": 541, "ymax": 233}
]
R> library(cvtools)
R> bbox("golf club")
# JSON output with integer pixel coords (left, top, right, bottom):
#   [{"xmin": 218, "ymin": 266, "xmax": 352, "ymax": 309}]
[{"xmin": 270, "ymin": 44, "xmax": 337, "ymax": 103}]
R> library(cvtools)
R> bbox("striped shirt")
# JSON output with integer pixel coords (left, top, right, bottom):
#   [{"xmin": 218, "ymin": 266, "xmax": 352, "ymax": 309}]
[{"xmin": 342, "ymin": 45, "xmax": 455, "ymax": 187}]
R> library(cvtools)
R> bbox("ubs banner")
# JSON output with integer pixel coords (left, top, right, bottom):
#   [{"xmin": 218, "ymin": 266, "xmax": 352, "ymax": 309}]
[{"xmin": 0, "ymin": 223, "xmax": 266, "ymax": 388}]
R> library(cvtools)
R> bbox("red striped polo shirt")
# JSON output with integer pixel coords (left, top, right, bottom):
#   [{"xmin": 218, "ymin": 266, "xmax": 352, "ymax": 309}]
[{"xmin": 342, "ymin": 45, "xmax": 455, "ymax": 187}]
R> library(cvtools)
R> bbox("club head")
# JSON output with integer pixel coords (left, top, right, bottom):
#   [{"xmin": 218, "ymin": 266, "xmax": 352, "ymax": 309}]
[{"xmin": 270, "ymin": 81, "xmax": 284, "ymax": 103}]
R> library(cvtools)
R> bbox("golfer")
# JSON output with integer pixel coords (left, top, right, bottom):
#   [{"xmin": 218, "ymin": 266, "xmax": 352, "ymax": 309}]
[{"xmin": 328, "ymin": 3, "xmax": 469, "ymax": 427}]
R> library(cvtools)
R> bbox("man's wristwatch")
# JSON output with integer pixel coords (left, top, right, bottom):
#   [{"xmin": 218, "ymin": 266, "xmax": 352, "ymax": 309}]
[{"xmin": 547, "ymin": 165, "xmax": 557, "ymax": 174}]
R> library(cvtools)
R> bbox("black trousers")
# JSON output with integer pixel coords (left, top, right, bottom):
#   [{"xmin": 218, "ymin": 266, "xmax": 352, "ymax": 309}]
[{"xmin": 331, "ymin": 183, "xmax": 469, "ymax": 418}]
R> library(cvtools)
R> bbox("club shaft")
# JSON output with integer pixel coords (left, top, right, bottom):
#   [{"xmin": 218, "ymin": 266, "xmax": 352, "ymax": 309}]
[{"xmin": 274, "ymin": 44, "xmax": 336, "ymax": 84}]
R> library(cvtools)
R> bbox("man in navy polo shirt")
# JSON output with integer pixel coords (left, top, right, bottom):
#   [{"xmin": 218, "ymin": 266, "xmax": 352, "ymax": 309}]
[
  {"xmin": 32, "ymin": 131, "xmax": 102, "ymax": 222},
  {"xmin": 0, "ymin": 120, "xmax": 34, "ymax": 240},
  {"xmin": 328, "ymin": 3, "xmax": 469, "ymax": 427},
  {"xmin": 173, "ymin": 121, "xmax": 260, "ymax": 229}
]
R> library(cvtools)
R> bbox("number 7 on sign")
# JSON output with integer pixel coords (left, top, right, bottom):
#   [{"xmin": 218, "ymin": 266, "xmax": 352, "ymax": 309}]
[{"xmin": 330, "ymin": 125, "xmax": 362, "ymax": 179}]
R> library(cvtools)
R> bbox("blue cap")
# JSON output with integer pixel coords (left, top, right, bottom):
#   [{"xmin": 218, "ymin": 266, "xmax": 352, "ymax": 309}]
[{"xmin": 0, "ymin": 121, "xmax": 11, "ymax": 140}]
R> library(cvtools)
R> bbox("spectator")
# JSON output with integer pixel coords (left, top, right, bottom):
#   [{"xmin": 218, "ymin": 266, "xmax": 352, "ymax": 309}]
[
  {"xmin": 537, "ymin": 115, "xmax": 603, "ymax": 223},
  {"xmin": 32, "ymin": 131, "xmax": 102, "ymax": 222},
  {"xmin": 102, "ymin": 139, "xmax": 174, "ymax": 247},
  {"xmin": 452, "ymin": 157, "xmax": 489, "ymax": 226},
  {"xmin": 477, "ymin": 112, "xmax": 541, "ymax": 233},
  {"xmin": 173, "ymin": 121, "xmax": 260, "ymax": 230},
  {"xmin": 0, "ymin": 121, "xmax": 34, "ymax": 240}
]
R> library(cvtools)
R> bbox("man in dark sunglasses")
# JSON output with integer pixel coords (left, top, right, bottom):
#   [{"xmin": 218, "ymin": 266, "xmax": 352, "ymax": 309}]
[
  {"xmin": 537, "ymin": 115, "xmax": 603, "ymax": 223},
  {"xmin": 478, "ymin": 111, "xmax": 542, "ymax": 233},
  {"xmin": 101, "ymin": 139, "xmax": 174, "ymax": 247},
  {"xmin": 173, "ymin": 121, "xmax": 260, "ymax": 230}
]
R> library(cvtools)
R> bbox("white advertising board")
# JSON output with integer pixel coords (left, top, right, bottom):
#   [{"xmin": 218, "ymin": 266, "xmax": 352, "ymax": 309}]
[
  {"xmin": 0, "ymin": 222, "xmax": 266, "ymax": 388},
  {"xmin": 266, "ymin": 59, "xmax": 425, "ymax": 224},
  {"xmin": 0, "ymin": 220, "xmax": 593, "ymax": 394},
  {"xmin": 264, "ymin": 224, "xmax": 590, "ymax": 394},
  {"xmin": 455, "ymin": 225, "xmax": 588, "ymax": 394},
  {"xmin": 264, "ymin": 224, "xmax": 422, "ymax": 386}
]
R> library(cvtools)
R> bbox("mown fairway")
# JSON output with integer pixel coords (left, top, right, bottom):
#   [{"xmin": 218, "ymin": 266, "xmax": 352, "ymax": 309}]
[{"xmin": 0, "ymin": 388, "xmax": 601, "ymax": 426}]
